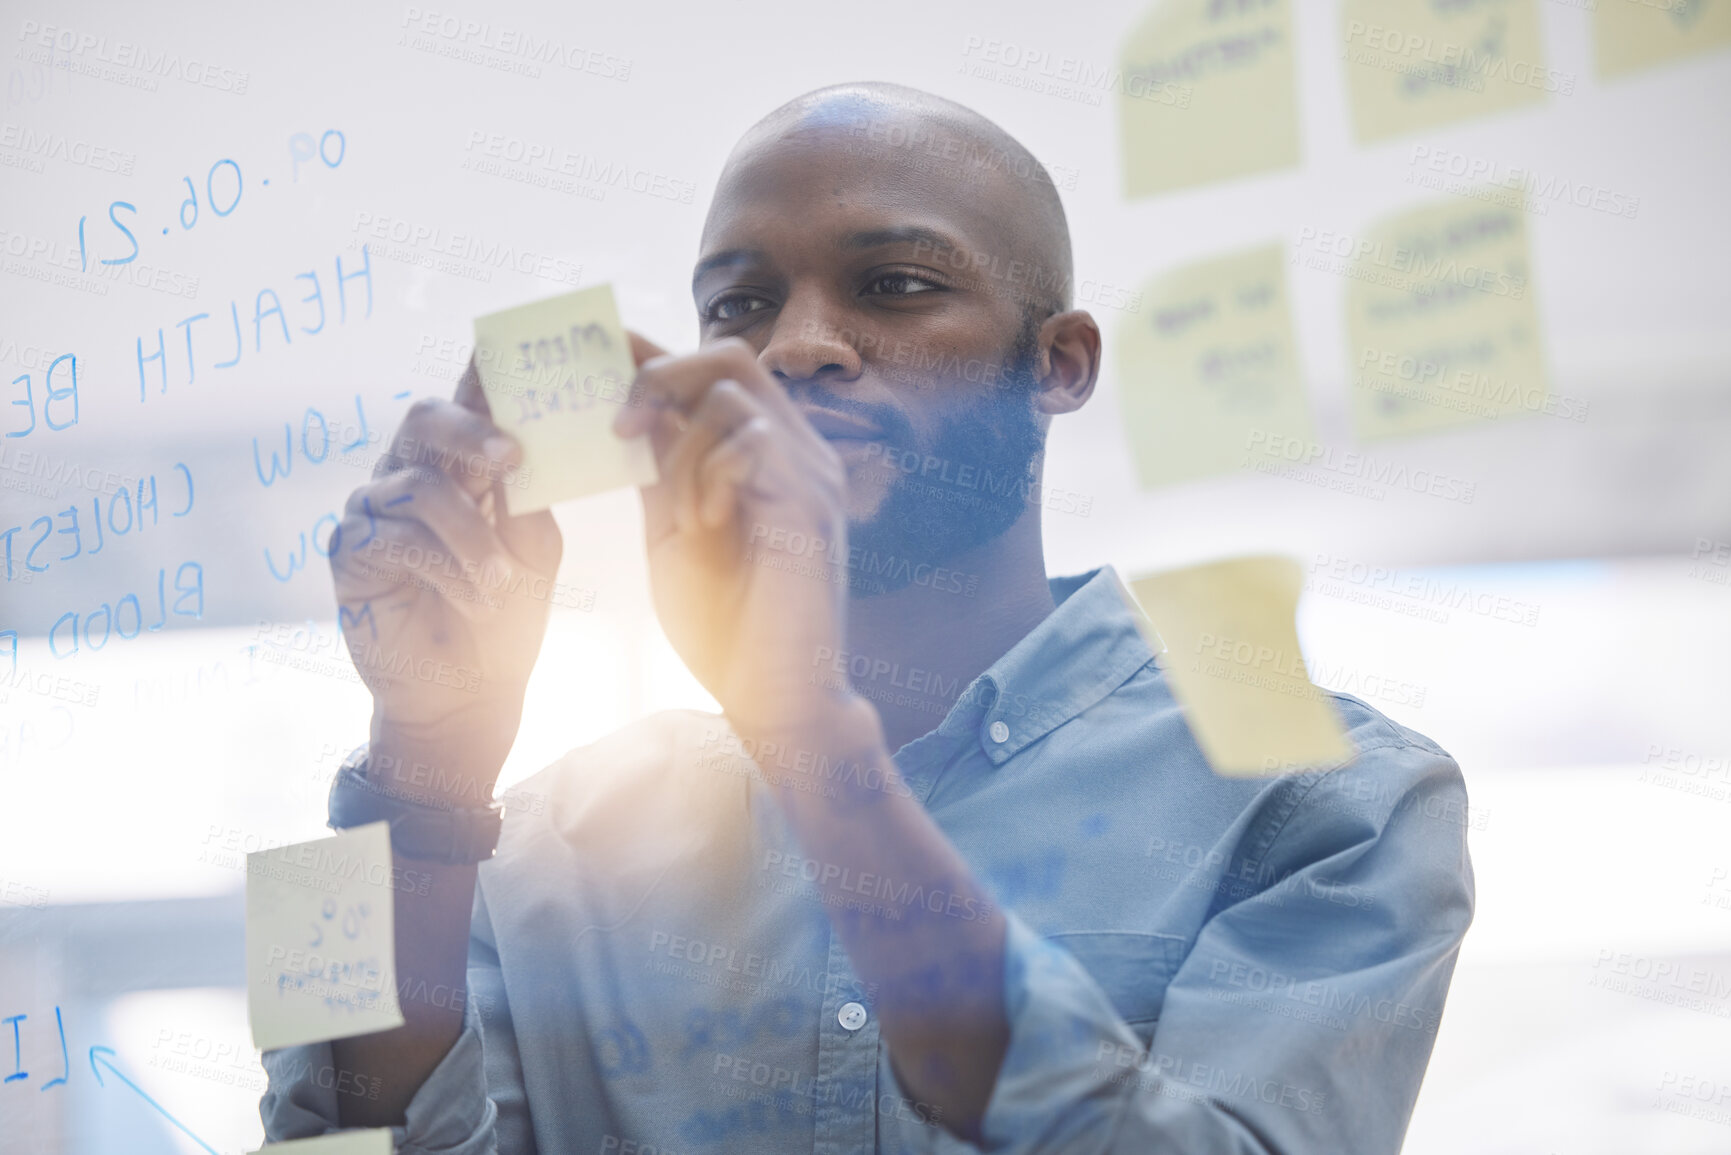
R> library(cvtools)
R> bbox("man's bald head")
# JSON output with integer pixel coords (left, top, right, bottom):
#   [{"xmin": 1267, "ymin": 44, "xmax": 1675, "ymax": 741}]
[
  {"xmin": 690, "ymin": 83, "xmax": 1101, "ymax": 586},
  {"xmin": 712, "ymin": 81, "xmax": 1074, "ymax": 320}
]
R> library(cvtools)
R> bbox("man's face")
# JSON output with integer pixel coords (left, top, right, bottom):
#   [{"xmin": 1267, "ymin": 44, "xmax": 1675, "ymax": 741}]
[{"xmin": 692, "ymin": 121, "xmax": 1052, "ymax": 590}]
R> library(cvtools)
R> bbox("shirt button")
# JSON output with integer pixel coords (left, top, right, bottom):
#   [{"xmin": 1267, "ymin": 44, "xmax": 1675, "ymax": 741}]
[
  {"xmin": 989, "ymin": 720, "xmax": 1010, "ymax": 744},
  {"xmin": 837, "ymin": 1002, "xmax": 868, "ymax": 1031}
]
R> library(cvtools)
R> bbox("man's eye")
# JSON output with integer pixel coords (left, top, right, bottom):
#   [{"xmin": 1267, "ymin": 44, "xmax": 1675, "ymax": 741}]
[
  {"xmin": 866, "ymin": 273, "xmax": 942, "ymax": 296},
  {"xmin": 707, "ymin": 295, "xmax": 770, "ymax": 322}
]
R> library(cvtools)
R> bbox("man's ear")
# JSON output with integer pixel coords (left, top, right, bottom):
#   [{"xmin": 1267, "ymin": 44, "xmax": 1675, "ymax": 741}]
[{"xmin": 1032, "ymin": 310, "xmax": 1100, "ymax": 416}]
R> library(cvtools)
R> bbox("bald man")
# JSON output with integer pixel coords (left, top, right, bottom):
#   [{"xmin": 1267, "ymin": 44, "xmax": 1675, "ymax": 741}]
[{"xmin": 262, "ymin": 84, "xmax": 1473, "ymax": 1155}]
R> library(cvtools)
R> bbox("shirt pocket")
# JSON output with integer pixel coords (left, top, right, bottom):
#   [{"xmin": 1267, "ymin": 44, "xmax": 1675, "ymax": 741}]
[{"xmin": 1046, "ymin": 931, "xmax": 1187, "ymax": 1047}]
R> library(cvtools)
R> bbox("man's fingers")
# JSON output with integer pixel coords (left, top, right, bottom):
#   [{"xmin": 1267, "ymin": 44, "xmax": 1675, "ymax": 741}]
[
  {"xmin": 377, "ymin": 397, "xmax": 521, "ymax": 500},
  {"xmin": 698, "ymin": 417, "xmax": 773, "ymax": 529},
  {"xmin": 495, "ymin": 507, "xmax": 562, "ymax": 578},
  {"xmin": 334, "ymin": 517, "xmax": 498, "ymax": 623},
  {"xmin": 628, "ymin": 329, "xmax": 670, "ymax": 368},
  {"xmin": 616, "ymin": 338, "xmax": 794, "ymax": 439},
  {"xmin": 355, "ymin": 469, "xmax": 516, "ymax": 578},
  {"xmin": 660, "ymin": 380, "xmax": 767, "ymax": 534},
  {"xmin": 453, "ymin": 353, "xmax": 491, "ymax": 416}
]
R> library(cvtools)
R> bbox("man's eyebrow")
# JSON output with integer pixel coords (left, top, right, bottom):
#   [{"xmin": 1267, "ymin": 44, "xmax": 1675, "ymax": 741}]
[
  {"xmin": 841, "ymin": 226, "xmax": 960, "ymax": 253},
  {"xmin": 692, "ymin": 248, "xmax": 765, "ymax": 285}
]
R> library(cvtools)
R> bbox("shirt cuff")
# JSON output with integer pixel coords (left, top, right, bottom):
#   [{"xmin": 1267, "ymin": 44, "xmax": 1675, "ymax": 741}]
[
  {"xmin": 876, "ymin": 910, "xmax": 1142, "ymax": 1155},
  {"xmin": 976, "ymin": 910, "xmax": 1143, "ymax": 1153},
  {"xmin": 260, "ymin": 1007, "xmax": 498, "ymax": 1154}
]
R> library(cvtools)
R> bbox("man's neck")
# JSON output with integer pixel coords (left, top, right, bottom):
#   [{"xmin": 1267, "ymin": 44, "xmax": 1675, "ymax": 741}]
[{"xmin": 842, "ymin": 514, "xmax": 1056, "ymax": 754}]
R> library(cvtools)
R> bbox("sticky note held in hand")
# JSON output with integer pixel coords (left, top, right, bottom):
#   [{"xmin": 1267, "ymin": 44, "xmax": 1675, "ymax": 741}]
[
  {"xmin": 472, "ymin": 283, "xmax": 658, "ymax": 515},
  {"xmin": 246, "ymin": 822, "xmax": 403, "ymax": 1051},
  {"xmin": 251, "ymin": 1130, "xmax": 394, "ymax": 1155},
  {"xmin": 1125, "ymin": 558, "xmax": 1352, "ymax": 777}
]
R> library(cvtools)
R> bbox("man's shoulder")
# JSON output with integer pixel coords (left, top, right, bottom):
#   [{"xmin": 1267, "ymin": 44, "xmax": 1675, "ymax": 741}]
[
  {"xmin": 1276, "ymin": 692, "xmax": 1474, "ymax": 845},
  {"xmin": 1327, "ymin": 691, "xmax": 1453, "ymax": 764}
]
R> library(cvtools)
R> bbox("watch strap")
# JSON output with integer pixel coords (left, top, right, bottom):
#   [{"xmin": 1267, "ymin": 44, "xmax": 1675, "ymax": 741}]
[{"xmin": 327, "ymin": 746, "xmax": 504, "ymax": 865}]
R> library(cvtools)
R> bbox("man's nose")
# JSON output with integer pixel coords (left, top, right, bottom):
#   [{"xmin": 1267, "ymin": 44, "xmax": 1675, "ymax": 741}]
[{"xmin": 759, "ymin": 296, "xmax": 863, "ymax": 384}]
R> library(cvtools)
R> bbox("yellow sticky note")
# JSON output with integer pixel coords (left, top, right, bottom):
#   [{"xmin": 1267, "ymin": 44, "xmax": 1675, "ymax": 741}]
[
  {"xmin": 1126, "ymin": 558, "xmax": 1352, "ymax": 777},
  {"xmin": 1118, "ymin": 244, "xmax": 1314, "ymax": 488},
  {"xmin": 1344, "ymin": 193, "xmax": 1547, "ymax": 441},
  {"xmin": 472, "ymin": 284, "xmax": 658, "ymax": 515},
  {"xmin": 1595, "ymin": 0, "xmax": 1731, "ymax": 78},
  {"xmin": 246, "ymin": 822, "xmax": 403, "ymax": 1051},
  {"xmin": 1341, "ymin": 0, "xmax": 1555, "ymax": 143},
  {"xmin": 251, "ymin": 1131, "xmax": 394, "ymax": 1155},
  {"xmin": 1119, "ymin": 0, "xmax": 1299, "ymax": 198}
]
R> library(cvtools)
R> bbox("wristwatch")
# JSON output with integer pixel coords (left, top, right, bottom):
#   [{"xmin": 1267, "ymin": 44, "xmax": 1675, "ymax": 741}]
[{"xmin": 327, "ymin": 745, "xmax": 504, "ymax": 864}]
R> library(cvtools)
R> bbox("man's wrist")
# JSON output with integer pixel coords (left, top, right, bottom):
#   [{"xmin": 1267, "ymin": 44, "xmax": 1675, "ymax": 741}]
[
  {"xmin": 368, "ymin": 716, "xmax": 511, "ymax": 810},
  {"xmin": 731, "ymin": 693, "xmax": 902, "ymax": 804}
]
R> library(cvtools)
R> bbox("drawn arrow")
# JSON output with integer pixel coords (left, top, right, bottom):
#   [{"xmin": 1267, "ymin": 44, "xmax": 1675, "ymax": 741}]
[{"xmin": 89, "ymin": 1046, "xmax": 219, "ymax": 1155}]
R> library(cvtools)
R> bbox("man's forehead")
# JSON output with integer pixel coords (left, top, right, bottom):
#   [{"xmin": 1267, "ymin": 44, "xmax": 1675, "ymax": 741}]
[{"xmin": 700, "ymin": 125, "xmax": 1023, "ymax": 264}]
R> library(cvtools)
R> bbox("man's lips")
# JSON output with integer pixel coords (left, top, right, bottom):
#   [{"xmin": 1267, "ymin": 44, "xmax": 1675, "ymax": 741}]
[{"xmin": 799, "ymin": 407, "xmax": 885, "ymax": 443}]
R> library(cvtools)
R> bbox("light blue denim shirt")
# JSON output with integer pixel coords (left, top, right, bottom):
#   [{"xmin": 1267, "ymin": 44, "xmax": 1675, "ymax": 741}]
[{"xmin": 262, "ymin": 566, "xmax": 1474, "ymax": 1154}]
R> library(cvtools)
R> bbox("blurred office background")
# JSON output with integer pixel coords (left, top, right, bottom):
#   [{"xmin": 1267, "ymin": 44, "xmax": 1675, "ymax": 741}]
[{"xmin": 1, "ymin": 0, "xmax": 1727, "ymax": 1150}]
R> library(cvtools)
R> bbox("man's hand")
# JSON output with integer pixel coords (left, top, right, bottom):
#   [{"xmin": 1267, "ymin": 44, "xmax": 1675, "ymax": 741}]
[
  {"xmin": 618, "ymin": 334, "xmax": 853, "ymax": 736},
  {"xmin": 331, "ymin": 359, "xmax": 563, "ymax": 790}
]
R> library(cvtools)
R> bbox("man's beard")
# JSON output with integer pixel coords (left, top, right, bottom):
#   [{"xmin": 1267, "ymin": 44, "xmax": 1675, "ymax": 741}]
[{"xmin": 799, "ymin": 319, "xmax": 1046, "ymax": 596}]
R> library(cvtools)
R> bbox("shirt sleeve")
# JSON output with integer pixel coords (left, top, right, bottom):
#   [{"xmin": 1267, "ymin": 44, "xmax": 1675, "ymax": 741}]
[
  {"xmin": 959, "ymin": 739, "xmax": 1476, "ymax": 1155},
  {"xmin": 259, "ymin": 882, "xmax": 526, "ymax": 1154}
]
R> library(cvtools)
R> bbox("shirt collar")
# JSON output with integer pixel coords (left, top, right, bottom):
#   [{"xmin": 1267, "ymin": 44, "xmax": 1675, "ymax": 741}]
[{"xmin": 927, "ymin": 566, "xmax": 1158, "ymax": 767}]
